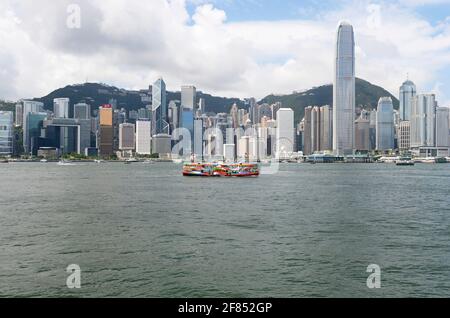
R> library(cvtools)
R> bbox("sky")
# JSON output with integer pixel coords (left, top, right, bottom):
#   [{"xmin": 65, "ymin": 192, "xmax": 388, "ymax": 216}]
[{"xmin": 1, "ymin": 0, "xmax": 450, "ymax": 106}]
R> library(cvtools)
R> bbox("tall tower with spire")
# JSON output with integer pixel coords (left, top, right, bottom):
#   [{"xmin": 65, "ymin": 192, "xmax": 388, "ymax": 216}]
[{"xmin": 333, "ymin": 21, "xmax": 355, "ymax": 155}]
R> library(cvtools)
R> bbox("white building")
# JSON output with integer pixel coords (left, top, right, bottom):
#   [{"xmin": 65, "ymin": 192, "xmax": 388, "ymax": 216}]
[
  {"xmin": 398, "ymin": 121, "xmax": 411, "ymax": 151},
  {"xmin": 411, "ymin": 94, "xmax": 436, "ymax": 148},
  {"xmin": 135, "ymin": 120, "xmax": 151, "ymax": 155},
  {"xmin": 333, "ymin": 21, "xmax": 355, "ymax": 155},
  {"xmin": 53, "ymin": 98, "xmax": 70, "ymax": 119},
  {"xmin": 376, "ymin": 97, "xmax": 395, "ymax": 151},
  {"xmin": 223, "ymin": 144, "xmax": 235, "ymax": 162},
  {"xmin": 276, "ymin": 108, "xmax": 295, "ymax": 159}
]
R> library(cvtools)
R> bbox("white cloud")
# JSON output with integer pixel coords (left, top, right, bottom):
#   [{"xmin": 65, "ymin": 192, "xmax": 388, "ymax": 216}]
[{"xmin": 0, "ymin": 0, "xmax": 450, "ymax": 106}]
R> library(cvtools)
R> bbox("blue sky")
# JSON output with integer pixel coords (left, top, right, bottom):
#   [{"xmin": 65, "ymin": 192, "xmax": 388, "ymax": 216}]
[{"xmin": 187, "ymin": 0, "xmax": 450, "ymax": 24}]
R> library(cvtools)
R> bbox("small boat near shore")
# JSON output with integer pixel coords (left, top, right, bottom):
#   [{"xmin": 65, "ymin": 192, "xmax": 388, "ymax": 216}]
[
  {"xmin": 183, "ymin": 163, "xmax": 260, "ymax": 177},
  {"xmin": 57, "ymin": 160, "xmax": 75, "ymax": 166},
  {"xmin": 396, "ymin": 157, "xmax": 415, "ymax": 166}
]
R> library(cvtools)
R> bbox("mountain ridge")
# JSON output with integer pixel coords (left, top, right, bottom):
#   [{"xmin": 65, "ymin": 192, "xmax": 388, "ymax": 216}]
[{"xmin": 25, "ymin": 78, "xmax": 398, "ymax": 123}]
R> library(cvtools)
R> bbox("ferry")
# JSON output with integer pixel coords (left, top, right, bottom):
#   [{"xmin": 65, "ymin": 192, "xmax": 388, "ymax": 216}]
[
  {"xmin": 183, "ymin": 163, "xmax": 260, "ymax": 177},
  {"xmin": 396, "ymin": 157, "xmax": 415, "ymax": 166}
]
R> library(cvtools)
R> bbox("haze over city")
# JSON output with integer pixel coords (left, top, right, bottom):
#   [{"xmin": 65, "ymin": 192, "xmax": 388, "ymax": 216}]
[{"xmin": 1, "ymin": 0, "xmax": 450, "ymax": 104}]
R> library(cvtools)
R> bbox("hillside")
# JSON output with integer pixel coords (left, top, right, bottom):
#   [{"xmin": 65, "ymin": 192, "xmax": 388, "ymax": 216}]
[
  {"xmin": 260, "ymin": 78, "xmax": 399, "ymax": 123},
  {"xmin": 34, "ymin": 83, "xmax": 245, "ymax": 115},
  {"xmin": 28, "ymin": 78, "xmax": 398, "ymax": 123}
]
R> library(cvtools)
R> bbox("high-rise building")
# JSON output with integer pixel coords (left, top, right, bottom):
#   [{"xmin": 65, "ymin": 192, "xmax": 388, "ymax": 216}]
[
  {"xmin": 119, "ymin": 123, "xmax": 135, "ymax": 151},
  {"xmin": 99, "ymin": 105, "xmax": 114, "ymax": 157},
  {"xmin": 74, "ymin": 103, "xmax": 91, "ymax": 120},
  {"xmin": 303, "ymin": 107, "xmax": 313, "ymax": 155},
  {"xmin": 333, "ymin": 21, "xmax": 355, "ymax": 155},
  {"xmin": 136, "ymin": 120, "xmax": 151, "ymax": 155},
  {"xmin": 319, "ymin": 105, "xmax": 333, "ymax": 151},
  {"xmin": 22, "ymin": 100, "xmax": 44, "ymax": 151},
  {"xmin": 53, "ymin": 98, "xmax": 70, "ymax": 119},
  {"xmin": 271, "ymin": 102, "xmax": 282, "ymax": 121},
  {"xmin": 398, "ymin": 121, "xmax": 411, "ymax": 151},
  {"xmin": 276, "ymin": 108, "xmax": 295, "ymax": 159},
  {"xmin": 42, "ymin": 118, "xmax": 91, "ymax": 155},
  {"xmin": 0, "ymin": 111, "xmax": 14, "ymax": 156},
  {"xmin": 355, "ymin": 117, "xmax": 370, "ymax": 151},
  {"xmin": 25, "ymin": 112, "xmax": 47, "ymax": 155},
  {"xmin": 411, "ymin": 94, "xmax": 436, "ymax": 148},
  {"xmin": 181, "ymin": 86, "xmax": 196, "ymax": 149},
  {"xmin": 376, "ymin": 97, "xmax": 395, "ymax": 151},
  {"xmin": 399, "ymin": 79, "xmax": 416, "ymax": 121},
  {"xmin": 15, "ymin": 103, "xmax": 23, "ymax": 127},
  {"xmin": 152, "ymin": 78, "xmax": 169, "ymax": 136},
  {"xmin": 436, "ymin": 107, "xmax": 450, "ymax": 147}
]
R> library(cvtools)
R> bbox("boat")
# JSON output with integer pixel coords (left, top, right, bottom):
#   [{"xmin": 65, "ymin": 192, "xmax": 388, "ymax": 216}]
[
  {"xmin": 435, "ymin": 157, "xmax": 448, "ymax": 164},
  {"xmin": 183, "ymin": 163, "xmax": 260, "ymax": 177},
  {"xmin": 0, "ymin": 159, "xmax": 8, "ymax": 164},
  {"xmin": 396, "ymin": 157, "xmax": 415, "ymax": 166},
  {"xmin": 94, "ymin": 159, "xmax": 104, "ymax": 164},
  {"xmin": 40, "ymin": 159, "xmax": 48, "ymax": 163}
]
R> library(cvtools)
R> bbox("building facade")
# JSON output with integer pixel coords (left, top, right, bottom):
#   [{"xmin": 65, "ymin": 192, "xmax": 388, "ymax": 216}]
[
  {"xmin": 376, "ymin": 97, "xmax": 395, "ymax": 151},
  {"xmin": 53, "ymin": 98, "xmax": 70, "ymax": 119},
  {"xmin": 0, "ymin": 111, "xmax": 14, "ymax": 156},
  {"xmin": 333, "ymin": 21, "xmax": 355, "ymax": 155},
  {"xmin": 399, "ymin": 80, "xmax": 416, "ymax": 121}
]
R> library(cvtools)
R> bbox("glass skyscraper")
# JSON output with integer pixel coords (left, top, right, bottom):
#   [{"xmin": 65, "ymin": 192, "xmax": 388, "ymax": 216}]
[
  {"xmin": 333, "ymin": 21, "xmax": 355, "ymax": 155},
  {"xmin": 376, "ymin": 97, "xmax": 395, "ymax": 150},
  {"xmin": 181, "ymin": 85, "xmax": 196, "ymax": 152},
  {"xmin": 399, "ymin": 80, "xmax": 416, "ymax": 121},
  {"xmin": 0, "ymin": 111, "xmax": 13, "ymax": 156},
  {"xmin": 152, "ymin": 78, "xmax": 169, "ymax": 136}
]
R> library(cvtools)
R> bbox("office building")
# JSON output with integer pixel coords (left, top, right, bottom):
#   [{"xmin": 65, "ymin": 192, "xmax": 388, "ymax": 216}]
[
  {"xmin": 399, "ymin": 79, "xmax": 416, "ymax": 121},
  {"xmin": 276, "ymin": 108, "xmax": 295, "ymax": 159},
  {"xmin": 152, "ymin": 78, "xmax": 169, "ymax": 136},
  {"xmin": 74, "ymin": 103, "xmax": 91, "ymax": 120},
  {"xmin": 376, "ymin": 97, "xmax": 395, "ymax": 151},
  {"xmin": 119, "ymin": 123, "xmax": 135, "ymax": 151},
  {"xmin": 333, "ymin": 21, "xmax": 355, "ymax": 155},
  {"xmin": 355, "ymin": 117, "xmax": 370, "ymax": 151},
  {"xmin": 99, "ymin": 105, "xmax": 114, "ymax": 157},
  {"xmin": 135, "ymin": 120, "xmax": 151, "ymax": 155},
  {"xmin": 398, "ymin": 121, "xmax": 411, "ymax": 151},
  {"xmin": 0, "ymin": 111, "xmax": 14, "ymax": 156},
  {"xmin": 53, "ymin": 98, "xmax": 70, "ymax": 119}
]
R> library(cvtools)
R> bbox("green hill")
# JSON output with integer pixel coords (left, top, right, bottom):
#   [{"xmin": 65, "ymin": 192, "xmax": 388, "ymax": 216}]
[
  {"xmin": 29, "ymin": 78, "xmax": 398, "ymax": 123},
  {"xmin": 260, "ymin": 78, "xmax": 399, "ymax": 123},
  {"xmin": 33, "ymin": 83, "xmax": 244, "ymax": 115}
]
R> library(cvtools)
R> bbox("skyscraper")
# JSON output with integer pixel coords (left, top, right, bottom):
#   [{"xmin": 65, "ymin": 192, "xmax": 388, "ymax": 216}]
[
  {"xmin": 0, "ymin": 111, "xmax": 13, "ymax": 156},
  {"xmin": 181, "ymin": 85, "xmax": 196, "ymax": 150},
  {"xmin": 119, "ymin": 123, "xmax": 136, "ymax": 151},
  {"xmin": 15, "ymin": 103, "xmax": 23, "ymax": 127},
  {"xmin": 152, "ymin": 78, "xmax": 169, "ymax": 136},
  {"xmin": 376, "ymin": 97, "xmax": 395, "ymax": 151},
  {"xmin": 319, "ymin": 105, "xmax": 333, "ymax": 151},
  {"xmin": 411, "ymin": 94, "xmax": 436, "ymax": 148},
  {"xmin": 399, "ymin": 79, "xmax": 416, "ymax": 121},
  {"xmin": 25, "ymin": 112, "xmax": 47, "ymax": 155},
  {"xmin": 436, "ymin": 107, "xmax": 449, "ymax": 148},
  {"xmin": 99, "ymin": 105, "xmax": 114, "ymax": 157},
  {"xmin": 136, "ymin": 120, "xmax": 151, "ymax": 155},
  {"xmin": 355, "ymin": 117, "xmax": 370, "ymax": 151},
  {"xmin": 74, "ymin": 103, "xmax": 91, "ymax": 120},
  {"xmin": 22, "ymin": 100, "xmax": 44, "ymax": 152},
  {"xmin": 53, "ymin": 98, "xmax": 70, "ymax": 119},
  {"xmin": 333, "ymin": 21, "xmax": 355, "ymax": 155},
  {"xmin": 276, "ymin": 108, "xmax": 294, "ymax": 159}
]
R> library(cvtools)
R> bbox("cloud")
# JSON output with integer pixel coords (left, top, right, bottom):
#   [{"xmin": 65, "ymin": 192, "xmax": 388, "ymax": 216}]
[{"xmin": 0, "ymin": 0, "xmax": 449, "ymax": 107}]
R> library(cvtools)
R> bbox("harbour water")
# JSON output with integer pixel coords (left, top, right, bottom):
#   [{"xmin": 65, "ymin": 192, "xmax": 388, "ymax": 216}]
[{"xmin": 1, "ymin": 162, "xmax": 449, "ymax": 297}]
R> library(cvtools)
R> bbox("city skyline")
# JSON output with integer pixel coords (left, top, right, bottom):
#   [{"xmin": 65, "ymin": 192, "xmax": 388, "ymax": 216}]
[{"xmin": 0, "ymin": 0, "xmax": 450, "ymax": 106}]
